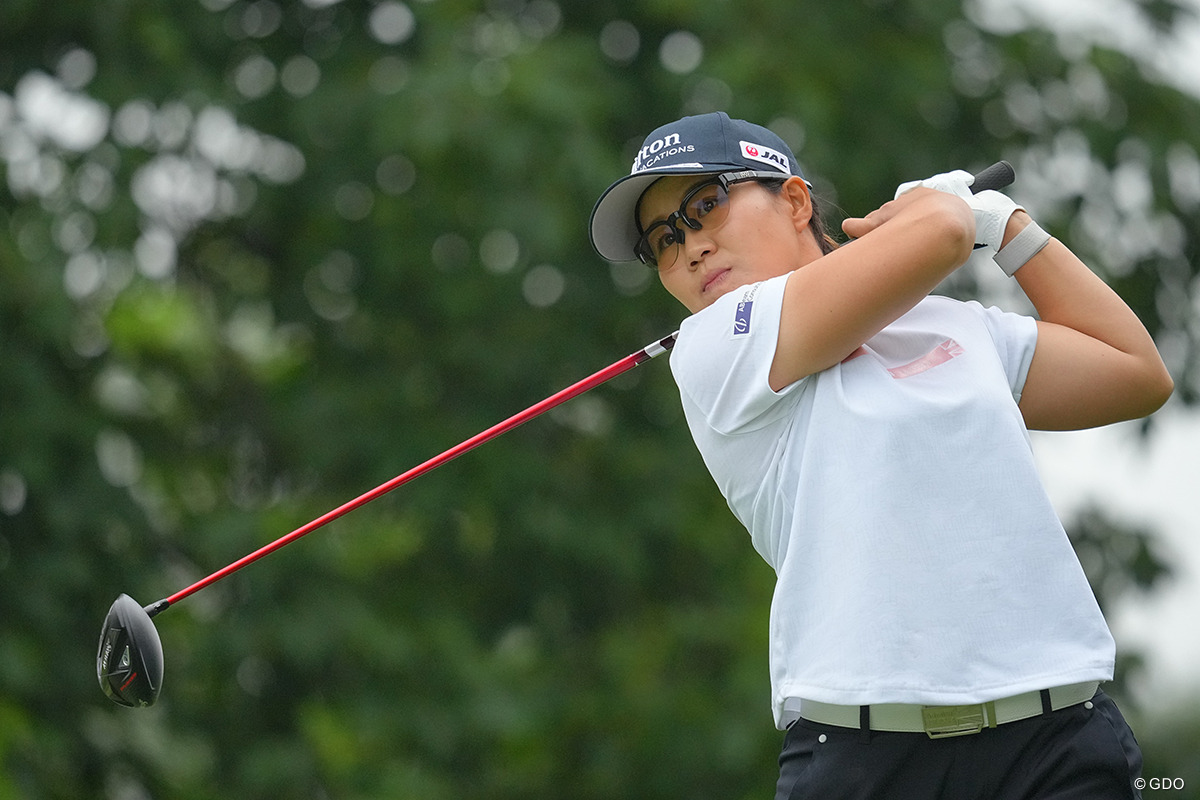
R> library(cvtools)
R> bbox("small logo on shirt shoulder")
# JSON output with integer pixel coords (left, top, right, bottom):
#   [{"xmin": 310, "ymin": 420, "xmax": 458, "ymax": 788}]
[{"xmin": 732, "ymin": 283, "xmax": 761, "ymax": 337}]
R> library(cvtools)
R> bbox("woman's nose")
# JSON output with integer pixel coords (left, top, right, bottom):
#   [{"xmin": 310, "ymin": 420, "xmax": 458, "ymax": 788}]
[{"xmin": 682, "ymin": 228, "xmax": 715, "ymax": 268}]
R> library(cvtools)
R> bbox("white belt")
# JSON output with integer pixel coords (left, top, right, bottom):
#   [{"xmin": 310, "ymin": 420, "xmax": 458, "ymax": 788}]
[{"xmin": 796, "ymin": 681, "xmax": 1100, "ymax": 739}]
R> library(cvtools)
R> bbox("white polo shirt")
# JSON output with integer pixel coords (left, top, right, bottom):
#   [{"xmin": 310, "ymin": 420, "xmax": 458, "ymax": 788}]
[{"xmin": 669, "ymin": 273, "xmax": 1114, "ymax": 730}]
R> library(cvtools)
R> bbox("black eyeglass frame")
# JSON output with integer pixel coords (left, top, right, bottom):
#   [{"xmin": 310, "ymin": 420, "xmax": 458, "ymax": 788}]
[{"xmin": 633, "ymin": 169, "xmax": 788, "ymax": 269}]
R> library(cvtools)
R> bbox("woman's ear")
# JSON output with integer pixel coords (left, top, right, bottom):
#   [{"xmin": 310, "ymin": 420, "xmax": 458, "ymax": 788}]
[{"xmin": 783, "ymin": 176, "xmax": 813, "ymax": 233}]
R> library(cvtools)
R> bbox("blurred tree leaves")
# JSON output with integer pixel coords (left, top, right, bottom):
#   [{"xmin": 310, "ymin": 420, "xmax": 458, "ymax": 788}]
[{"xmin": 2, "ymin": 0, "xmax": 1198, "ymax": 797}]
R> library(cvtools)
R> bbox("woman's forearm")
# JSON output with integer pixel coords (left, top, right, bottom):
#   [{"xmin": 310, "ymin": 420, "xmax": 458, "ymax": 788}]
[{"xmin": 770, "ymin": 189, "xmax": 976, "ymax": 389}]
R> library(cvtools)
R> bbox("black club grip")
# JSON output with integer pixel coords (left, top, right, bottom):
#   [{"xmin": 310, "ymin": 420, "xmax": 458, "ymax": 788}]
[{"xmin": 971, "ymin": 161, "xmax": 1015, "ymax": 194}]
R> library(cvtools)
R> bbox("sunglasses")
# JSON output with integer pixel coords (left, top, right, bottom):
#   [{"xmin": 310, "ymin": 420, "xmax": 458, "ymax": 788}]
[{"xmin": 634, "ymin": 170, "xmax": 785, "ymax": 270}]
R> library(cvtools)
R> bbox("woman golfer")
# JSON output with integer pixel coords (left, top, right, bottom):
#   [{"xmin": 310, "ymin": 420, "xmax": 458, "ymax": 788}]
[{"xmin": 589, "ymin": 112, "xmax": 1172, "ymax": 799}]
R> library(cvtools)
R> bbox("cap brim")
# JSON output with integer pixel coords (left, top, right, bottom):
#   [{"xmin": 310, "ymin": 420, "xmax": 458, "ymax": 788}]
[{"xmin": 589, "ymin": 165, "xmax": 726, "ymax": 262}]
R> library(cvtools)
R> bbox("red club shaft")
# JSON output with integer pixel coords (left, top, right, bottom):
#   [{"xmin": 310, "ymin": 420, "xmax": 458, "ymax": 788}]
[{"xmin": 146, "ymin": 332, "xmax": 678, "ymax": 617}]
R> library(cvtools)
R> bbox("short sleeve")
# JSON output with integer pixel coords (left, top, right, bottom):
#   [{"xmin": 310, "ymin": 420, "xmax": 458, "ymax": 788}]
[
  {"xmin": 968, "ymin": 300, "xmax": 1039, "ymax": 401},
  {"xmin": 668, "ymin": 274, "xmax": 802, "ymax": 435}
]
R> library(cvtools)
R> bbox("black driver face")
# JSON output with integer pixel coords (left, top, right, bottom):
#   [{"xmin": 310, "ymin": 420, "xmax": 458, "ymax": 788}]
[{"xmin": 97, "ymin": 594, "xmax": 163, "ymax": 707}]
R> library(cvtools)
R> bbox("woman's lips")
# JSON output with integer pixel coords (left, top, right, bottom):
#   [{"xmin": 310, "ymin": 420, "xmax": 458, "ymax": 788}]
[{"xmin": 702, "ymin": 268, "xmax": 730, "ymax": 293}]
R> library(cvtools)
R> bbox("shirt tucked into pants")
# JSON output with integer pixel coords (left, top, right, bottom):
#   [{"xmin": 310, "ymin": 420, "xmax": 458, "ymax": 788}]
[{"xmin": 775, "ymin": 690, "xmax": 1142, "ymax": 800}]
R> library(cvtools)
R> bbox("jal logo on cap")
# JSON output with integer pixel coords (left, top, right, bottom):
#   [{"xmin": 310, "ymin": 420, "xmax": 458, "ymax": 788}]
[{"xmin": 740, "ymin": 140, "xmax": 790, "ymax": 174}]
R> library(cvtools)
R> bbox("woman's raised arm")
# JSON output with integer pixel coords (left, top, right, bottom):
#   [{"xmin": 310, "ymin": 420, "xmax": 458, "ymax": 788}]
[
  {"xmin": 1010, "ymin": 211, "xmax": 1173, "ymax": 429},
  {"xmin": 770, "ymin": 186, "xmax": 976, "ymax": 390}
]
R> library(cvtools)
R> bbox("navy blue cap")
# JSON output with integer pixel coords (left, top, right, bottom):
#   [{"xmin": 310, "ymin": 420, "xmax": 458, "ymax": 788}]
[{"xmin": 589, "ymin": 112, "xmax": 807, "ymax": 262}]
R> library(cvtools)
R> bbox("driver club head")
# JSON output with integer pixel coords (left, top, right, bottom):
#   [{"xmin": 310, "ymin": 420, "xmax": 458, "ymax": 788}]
[{"xmin": 97, "ymin": 594, "xmax": 164, "ymax": 707}]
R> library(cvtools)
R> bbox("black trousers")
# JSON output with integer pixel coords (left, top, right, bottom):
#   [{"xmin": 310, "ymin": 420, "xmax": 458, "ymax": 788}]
[{"xmin": 775, "ymin": 691, "xmax": 1142, "ymax": 800}]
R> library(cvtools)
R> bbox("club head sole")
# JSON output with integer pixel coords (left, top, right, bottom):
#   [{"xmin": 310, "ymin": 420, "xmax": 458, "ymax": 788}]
[{"xmin": 97, "ymin": 594, "xmax": 164, "ymax": 707}]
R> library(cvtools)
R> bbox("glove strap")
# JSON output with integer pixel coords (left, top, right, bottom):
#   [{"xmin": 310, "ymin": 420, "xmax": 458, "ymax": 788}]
[{"xmin": 994, "ymin": 220, "xmax": 1051, "ymax": 277}]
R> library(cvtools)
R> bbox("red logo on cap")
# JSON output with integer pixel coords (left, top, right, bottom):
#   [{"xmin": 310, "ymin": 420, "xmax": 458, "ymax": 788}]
[{"xmin": 745, "ymin": 145, "xmax": 759, "ymax": 157}]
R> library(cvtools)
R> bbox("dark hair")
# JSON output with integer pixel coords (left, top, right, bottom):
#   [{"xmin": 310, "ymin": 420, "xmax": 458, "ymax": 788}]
[{"xmin": 760, "ymin": 177, "xmax": 839, "ymax": 255}]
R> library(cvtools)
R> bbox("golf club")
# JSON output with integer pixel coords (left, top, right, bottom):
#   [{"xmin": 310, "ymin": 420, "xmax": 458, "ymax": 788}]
[
  {"xmin": 97, "ymin": 161, "xmax": 1015, "ymax": 708},
  {"xmin": 97, "ymin": 331, "xmax": 678, "ymax": 707}
]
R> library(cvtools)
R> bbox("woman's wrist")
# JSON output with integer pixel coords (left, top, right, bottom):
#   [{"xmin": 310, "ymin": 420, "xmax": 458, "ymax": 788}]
[
  {"xmin": 1001, "ymin": 209, "xmax": 1032, "ymax": 248},
  {"xmin": 994, "ymin": 210, "xmax": 1052, "ymax": 277}
]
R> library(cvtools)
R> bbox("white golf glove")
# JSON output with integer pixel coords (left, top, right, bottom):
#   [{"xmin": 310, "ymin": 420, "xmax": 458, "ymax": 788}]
[
  {"xmin": 893, "ymin": 169, "xmax": 975, "ymax": 201},
  {"xmin": 968, "ymin": 189, "xmax": 1023, "ymax": 254},
  {"xmin": 895, "ymin": 169, "xmax": 1024, "ymax": 255}
]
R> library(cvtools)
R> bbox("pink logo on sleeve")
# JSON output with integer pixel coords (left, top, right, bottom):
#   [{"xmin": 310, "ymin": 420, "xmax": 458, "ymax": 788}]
[{"xmin": 887, "ymin": 339, "xmax": 964, "ymax": 379}]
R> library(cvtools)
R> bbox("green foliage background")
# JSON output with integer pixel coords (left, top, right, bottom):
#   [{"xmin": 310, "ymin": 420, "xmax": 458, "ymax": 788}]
[{"xmin": 2, "ymin": 0, "xmax": 1198, "ymax": 797}]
